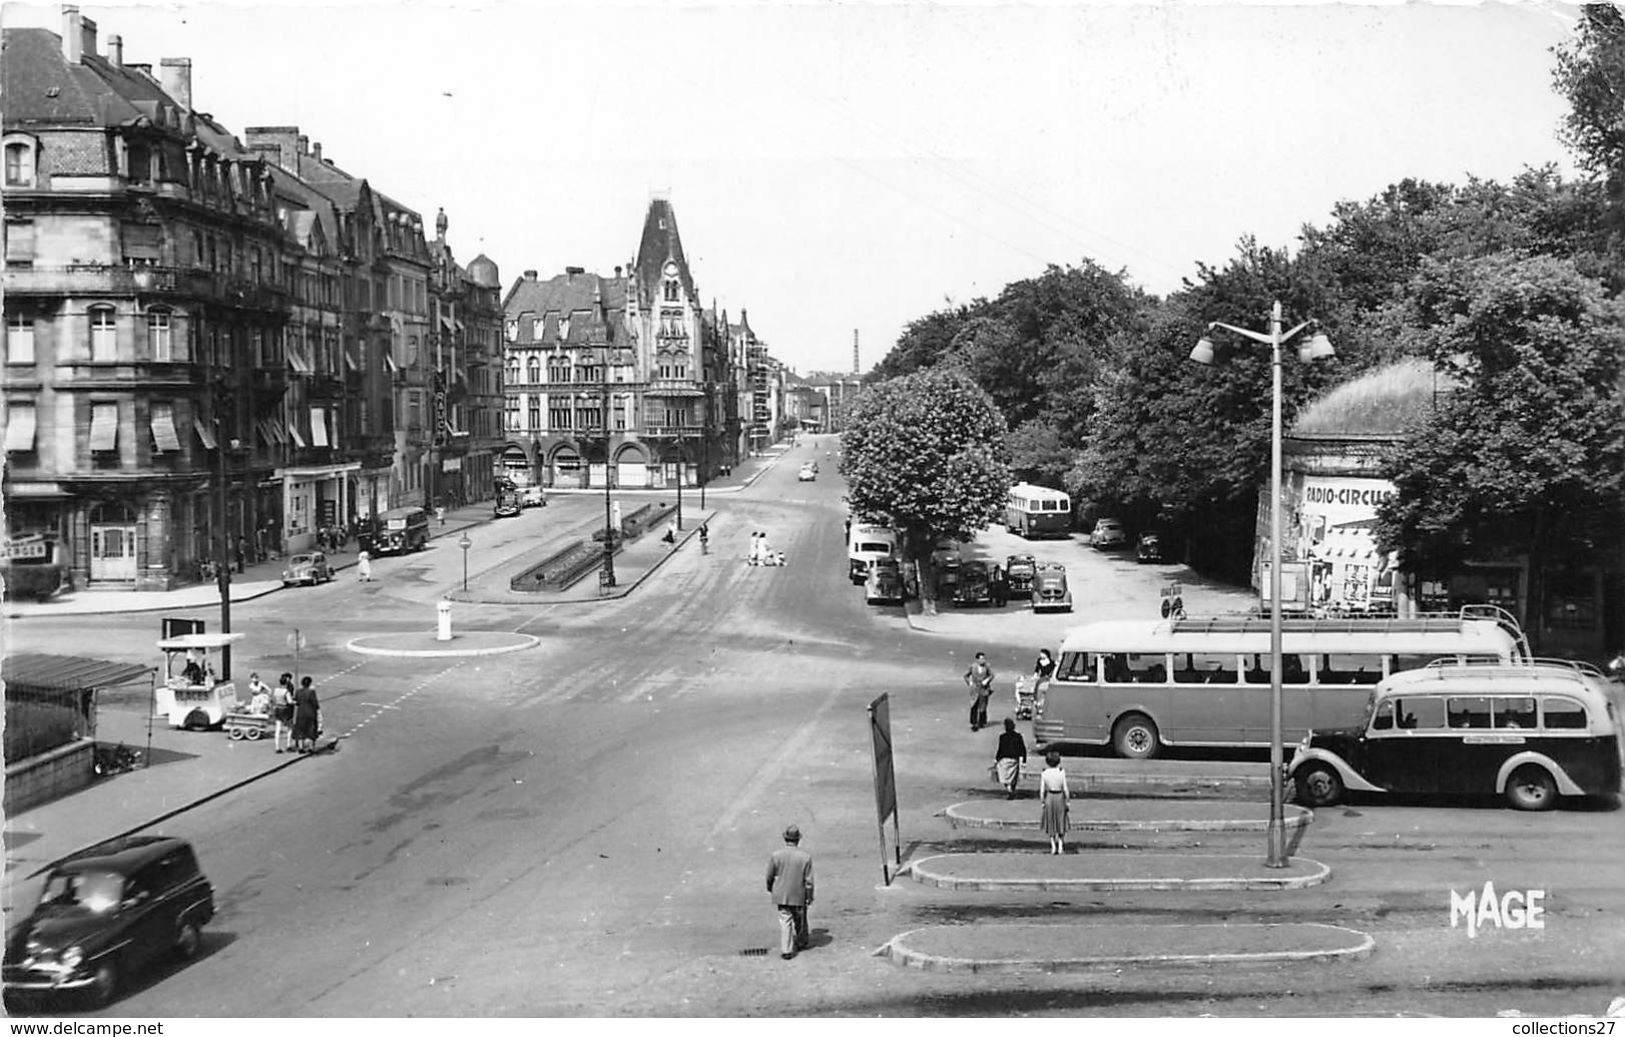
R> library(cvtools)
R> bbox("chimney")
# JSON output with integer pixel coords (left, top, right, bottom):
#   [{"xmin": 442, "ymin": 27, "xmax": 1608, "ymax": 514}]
[
  {"xmin": 614, "ymin": 265, "xmax": 622, "ymax": 278},
  {"xmin": 297, "ymin": 134, "xmax": 309, "ymax": 156},
  {"xmin": 312, "ymin": 142, "xmax": 322, "ymax": 163},
  {"xmin": 62, "ymin": 6, "xmax": 83, "ymax": 63},
  {"xmin": 245, "ymin": 127, "xmax": 300, "ymax": 172},
  {"xmin": 523, "ymin": 270, "xmax": 537, "ymax": 281},
  {"xmin": 160, "ymin": 58, "xmax": 192, "ymax": 111},
  {"xmin": 566, "ymin": 266, "xmax": 584, "ymax": 280},
  {"xmin": 108, "ymin": 34, "xmax": 122, "ymax": 67}
]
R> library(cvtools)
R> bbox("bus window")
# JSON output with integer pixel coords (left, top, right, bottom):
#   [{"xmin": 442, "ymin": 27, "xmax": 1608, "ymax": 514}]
[
  {"xmin": 1494, "ymin": 697, "xmax": 1536, "ymax": 729},
  {"xmin": 1541, "ymin": 698, "xmax": 1588, "ymax": 730},
  {"xmin": 1370, "ymin": 699, "xmax": 1395, "ymax": 731},
  {"xmin": 1446, "ymin": 696, "xmax": 1492, "ymax": 729},
  {"xmin": 1172, "ymin": 653, "xmax": 1233, "ymax": 684},
  {"xmin": 1390, "ymin": 654, "xmax": 1439, "ymax": 675},
  {"xmin": 1056, "ymin": 651, "xmax": 1096, "ymax": 682},
  {"xmin": 1318, "ymin": 654, "xmax": 1383, "ymax": 685},
  {"xmin": 1106, "ymin": 653, "xmax": 1166, "ymax": 684},
  {"xmin": 1244, "ymin": 654, "xmax": 1311, "ymax": 684},
  {"xmin": 1394, "ymin": 697, "xmax": 1446, "ymax": 729}
]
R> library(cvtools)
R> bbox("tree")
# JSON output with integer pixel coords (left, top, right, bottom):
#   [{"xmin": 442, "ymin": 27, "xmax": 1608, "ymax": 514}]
[
  {"xmin": 1552, "ymin": 3, "xmax": 1625, "ymax": 288},
  {"xmin": 869, "ymin": 306, "xmax": 978, "ymax": 383},
  {"xmin": 1375, "ymin": 254, "xmax": 1625, "ymax": 649},
  {"xmin": 840, "ymin": 368, "xmax": 1011, "ymax": 613},
  {"xmin": 1005, "ymin": 419, "xmax": 1075, "ymax": 490}
]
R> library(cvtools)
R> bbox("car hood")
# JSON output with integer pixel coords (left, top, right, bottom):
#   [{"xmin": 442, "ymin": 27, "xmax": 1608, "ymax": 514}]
[{"xmin": 9, "ymin": 906, "xmax": 115, "ymax": 953}]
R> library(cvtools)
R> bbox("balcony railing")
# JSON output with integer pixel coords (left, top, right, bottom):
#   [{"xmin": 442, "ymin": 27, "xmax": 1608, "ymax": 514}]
[{"xmin": 2, "ymin": 265, "xmax": 289, "ymax": 309}]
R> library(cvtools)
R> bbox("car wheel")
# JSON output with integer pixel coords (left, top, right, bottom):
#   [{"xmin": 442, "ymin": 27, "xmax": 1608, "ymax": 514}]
[
  {"xmin": 1111, "ymin": 713, "xmax": 1161, "ymax": 760},
  {"xmin": 87, "ymin": 960, "xmax": 118, "ymax": 1007},
  {"xmin": 1505, "ymin": 765, "xmax": 1558, "ymax": 811},
  {"xmin": 1294, "ymin": 762, "xmax": 1344, "ymax": 807},
  {"xmin": 175, "ymin": 920, "xmax": 202, "ymax": 960},
  {"xmin": 183, "ymin": 708, "xmax": 211, "ymax": 731}
]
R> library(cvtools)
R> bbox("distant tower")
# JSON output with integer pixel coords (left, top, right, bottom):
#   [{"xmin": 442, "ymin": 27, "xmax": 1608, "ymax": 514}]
[
  {"xmin": 852, "ymin": 329, "xmax": 859, "ymax": 375},
  {"xmin": 435, "ymin": 207, "xmax": 448, "ymax": 243}
]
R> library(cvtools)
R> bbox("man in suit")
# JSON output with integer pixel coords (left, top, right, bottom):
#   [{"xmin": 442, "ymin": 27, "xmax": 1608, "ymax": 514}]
[
  {"xmin": 766, "ymin": 824, "xmax": 814, "ymax": 959},
  {"xmin": 965, "ymin": 651, "xmax": 994, "ymax": 731}
]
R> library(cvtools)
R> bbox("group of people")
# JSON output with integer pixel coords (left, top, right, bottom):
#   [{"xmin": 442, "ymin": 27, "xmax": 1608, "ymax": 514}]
[
  {"xmin": 243, "ymin": 671, "xmax": 323, "ymax": 753},
  {"xmin": 748, "ymin": 532, "xmax": 786, "ymax": 567},
  {"xmin": 974, "ymin": 647, "xmax": 1073, "ymax": 853}
]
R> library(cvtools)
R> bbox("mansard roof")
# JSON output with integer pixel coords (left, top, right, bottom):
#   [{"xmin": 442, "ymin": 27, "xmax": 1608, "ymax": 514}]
[
  {"xmin": 504, "ymin": 270, "xmax": 628, "ymax": 346},
  {"xmin": 634, "ymin": 197, "xmax": 698, "ymax": 306}
]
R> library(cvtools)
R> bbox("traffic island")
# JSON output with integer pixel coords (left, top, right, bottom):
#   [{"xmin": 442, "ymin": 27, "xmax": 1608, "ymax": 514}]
[
  {"xmin": 345, "ymin": 631, "xmax": 540, "ymax": 658},
  {"xmin": 904, "ymin": 851, "xmax": 1331, "ymax": 892},
  {"xmin": 944, "ymin": 798, "xmax": 1314, "ymax": 833},
  {"xmin": 877, "ymin": 921, "xmax": 1374, "ymax": 973}
]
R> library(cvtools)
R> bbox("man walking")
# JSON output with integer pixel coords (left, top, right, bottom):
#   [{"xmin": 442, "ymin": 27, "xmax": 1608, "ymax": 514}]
[
  {"xmin": 964, "ymin": 651, "xmax": 994, "ymax": 731},
  {"xmin": 766, "ymin": 824, "xmax": 814, "ymax": 960}
]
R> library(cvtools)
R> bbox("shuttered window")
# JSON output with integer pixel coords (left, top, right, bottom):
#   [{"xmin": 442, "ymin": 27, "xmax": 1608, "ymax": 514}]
[
  {"xmin": 150, "ymin": 402, "xmax": 181, "ymax": 452},
  {"xmin": 90, "ymin": 402, "xmax": 119, "ymax": 452},
  {"xmin": 4, "ymin": 402, "xmax": 36, "ymax": 452}
]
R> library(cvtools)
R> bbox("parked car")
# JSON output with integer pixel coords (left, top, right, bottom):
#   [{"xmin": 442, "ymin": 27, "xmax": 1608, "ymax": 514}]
[
  {"xmin": 1136, "ymin": 531, "xmax": 1168, "ymax": 564},
  {"xmin": 3, "ymin": 836, "xmax": 214, "ymax": 1008},
  {"xmin": 1089, "ymin": 518, "xmax": 1127, "ymax": 549},
  {"xmin": 865, "ymin": 558, "xmax": 907, "ymax": 605},
  {"xmin": 1005, "ymin": 553, "xmax": 1037, "ymax": 598},
  {"xmin": 1031, "ymin": 562, "xmax": 1073, "ymax": 612},
  {"xmin": 798, "ymin": 463, "xmax": 817, "ymax": 482},
  {"xmin": 280, "ymin": 551, "xmax": 333, "ymax": 586},
  {"xmin": 521, "ymin": 485, "xmax": 547, "ymax": 508},
  {"xmin": 953, "ymin": 560, "xmax": 1001, "ymax": 608}
]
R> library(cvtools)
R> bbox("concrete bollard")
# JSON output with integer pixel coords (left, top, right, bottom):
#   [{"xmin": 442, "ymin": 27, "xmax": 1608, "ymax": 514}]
[{"xmin": 436, "ymin": 600, "xmax": 452, "ymax": 642}]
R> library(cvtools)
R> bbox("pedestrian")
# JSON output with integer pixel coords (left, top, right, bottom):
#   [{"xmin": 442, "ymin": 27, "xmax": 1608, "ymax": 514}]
[
  {"xmin": 234, "ymin": 535, "xmax": 246, "ymax": 574},
  {"xmin": 994, "ymin": 717, "xmax": 1028, "ymax": 800},
  {"xmin": 747, "ymin": 532, "xmax": 761, "ymax": 566},
  {"xmin": 964, "ymin": 651, "xmax": 994, "ymax": 731},
  {"xmin": 765, "ymin": 824, "xmax": 814, "ymax": 960},
  {"xmin": 255, "ymin": 526, "xmax": 268, "ymax": 561},
  {"xmin": 1033, "ymin": 647, "xmax": 1057, "ymax": 713},
  {"xmin": 1038, "ymin": 750, "xmax": 1071, "ymax": 854},
  {"xmin": 356, "ymin": 549, "xmax": 373, "ymax": 582},
  {"xmin": 698, "ymin": 523, "xmax": 710, "ymax": 553},
  {"xmin": 662, "ymin": 520, "xmax": 677, "ymax": 544},
  {"xmin": 271, "ymin": 672, "xmax": 296, "ymax": 753},
  {"xmin": 246, "ymin": 673, "xmax": 272, "ymax": 716},
  {"xmin": 292, "ymin": 675, "xmax": 321, "ymax": 753}
]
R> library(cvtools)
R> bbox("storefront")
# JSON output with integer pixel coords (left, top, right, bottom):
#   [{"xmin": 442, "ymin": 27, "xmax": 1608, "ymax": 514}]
[{"xmin": 277, "ymin": 461, "xmax": 359, "ymax": 553}]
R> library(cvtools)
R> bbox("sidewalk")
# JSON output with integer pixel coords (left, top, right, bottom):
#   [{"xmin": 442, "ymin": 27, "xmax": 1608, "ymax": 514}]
[
  {"xmin": 944, "ymin": 796, "xmax": 1313, "ymax": 832},
  {"xmin": 3, "ymin": 443, "xmax": 796, "ymax": 620}
]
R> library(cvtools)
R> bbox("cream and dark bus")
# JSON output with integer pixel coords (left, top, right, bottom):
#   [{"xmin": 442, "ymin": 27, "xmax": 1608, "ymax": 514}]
[
  {"xmin": 1035, "ymin": 606, "xmax": 1529, "ymax": 759},
  {"xmin": 1289, "ymin": 660, "xmax": 1622, "ymax": 811}
]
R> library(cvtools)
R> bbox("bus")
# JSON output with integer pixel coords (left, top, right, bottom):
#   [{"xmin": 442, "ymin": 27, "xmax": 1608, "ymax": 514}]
[
  {"xmin": 1004, "ymin": 483, "xmax": 1072, "ymax": 539},
  {"xmin": 1035, "ymin": 605, "xmax": 1529, "ymax": 759},
  {"xmin": 369, "ymin": 506, "xmax": 430, "ymax": 556}
]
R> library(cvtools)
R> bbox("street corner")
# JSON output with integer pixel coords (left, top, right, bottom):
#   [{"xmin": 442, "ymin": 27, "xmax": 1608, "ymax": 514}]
[
  {"xmin": 903, "ymin": 851, "xmax": 1333, "ymax": 892},
  {"xmin": 943, "ymin": 797, "xmax": 1314, "ymax": 833},
  {"xmin": 876, "ymin": 921, "xmax": 1375, "ymax": 974},
  {"xmin": 345, "ymin": 630, "xmax": 541, "ymax": 658}
]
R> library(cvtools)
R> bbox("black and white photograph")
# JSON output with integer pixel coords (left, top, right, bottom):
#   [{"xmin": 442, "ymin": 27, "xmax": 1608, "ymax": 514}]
[{"xmin": 2, "ymin": 0, "xmax": 1623, "ymax": 1023}]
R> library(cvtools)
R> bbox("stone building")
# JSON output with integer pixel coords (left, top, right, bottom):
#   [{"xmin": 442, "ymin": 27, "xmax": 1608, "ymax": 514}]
[{"xmin": 500, "ymin": 198, "xmax": 732, "ymax": 488}]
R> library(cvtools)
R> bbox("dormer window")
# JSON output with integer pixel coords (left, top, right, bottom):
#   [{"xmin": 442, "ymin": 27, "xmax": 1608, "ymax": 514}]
[
  {"xmin": 664, "ymin": 279, "xmax": 679, "ymax": 302},
  {"xmin": 4, "ymin": 136, "xmax": 37, "ymax": 188}
]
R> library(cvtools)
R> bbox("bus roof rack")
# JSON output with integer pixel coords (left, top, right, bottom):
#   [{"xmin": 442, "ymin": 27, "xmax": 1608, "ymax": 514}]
[
  {"xmin": 1168, "ymin": 607, "xmax": 1524, "ymax": 639},
  {"xmin": 1402, "ymin": 661, "xmax": 1595, "ymax": 687}
]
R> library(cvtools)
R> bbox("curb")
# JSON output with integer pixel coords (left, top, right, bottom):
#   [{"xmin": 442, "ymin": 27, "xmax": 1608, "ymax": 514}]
[
  {"xmin": 877, "ymin": 922, "xmax": 1376, "ymax": 974},
  {"xmin": 904, "ymin": 852, "xmax": 1332, "ymax": 892},
  {"xmin": 344, "ymin": 633, "xmax": 541, "ymax": 658},
  {"xmin": 943, "ymin": 801, "xmax": 1314, "ymax": 833}
]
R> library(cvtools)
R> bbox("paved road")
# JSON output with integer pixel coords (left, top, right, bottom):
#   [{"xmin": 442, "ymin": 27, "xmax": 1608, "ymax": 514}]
[{"xmin": 8, "ymin": 436, "xmax": 1624, "ymax": 1016}]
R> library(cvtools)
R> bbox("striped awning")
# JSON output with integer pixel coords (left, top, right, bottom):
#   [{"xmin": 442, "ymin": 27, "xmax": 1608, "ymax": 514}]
[
  {"xmin": 150, "ymin": 407, "xmax": 182, "ymax": 452},
  {"xmin": 89, "ymin": 405, "xmax": 118, "ymax": 451},
  {"xmin": 4, "ymin": 404, "xmax": 36, "ymax": 452}
]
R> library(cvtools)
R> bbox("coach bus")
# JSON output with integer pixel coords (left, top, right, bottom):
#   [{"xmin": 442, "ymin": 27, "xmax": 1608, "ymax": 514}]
[
  {"xmin": 1034, "ymin": 605, "xmax": 1529, "ymax": 759},
  {"xmin": 1004, "ymin": 483, "xmax": 1072, "ymax": 539}
]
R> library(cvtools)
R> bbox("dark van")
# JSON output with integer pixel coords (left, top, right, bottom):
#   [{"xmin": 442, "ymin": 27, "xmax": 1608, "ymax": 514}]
[
  {"xmin": 1290, "ymin": 661, "xmax": 1622, "ymax": 811},
  {"xmin": 371, "ymin": 506, "xmax": 430, "ymax": 555},
  {"xmin": 4, "ymin": 836, "xmax": 214, "ymax": 1007}
]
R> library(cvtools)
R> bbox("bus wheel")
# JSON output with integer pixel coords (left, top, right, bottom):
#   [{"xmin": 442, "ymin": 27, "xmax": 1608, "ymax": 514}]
[
  {"xmin": 1112, "ymin": 714, "xmax": 1161, "ymax": 760},
  {"xmin": 1505, "ymin": 765, "xmax": 1558, "ymax": 811},
  {"xmin": 1295, "ymin": 763, "xmax": 1344, "ymax": 807}
]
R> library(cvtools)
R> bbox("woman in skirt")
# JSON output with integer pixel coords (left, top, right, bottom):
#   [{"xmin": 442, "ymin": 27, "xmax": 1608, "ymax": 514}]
[
  {"xmin": 292, "ymin": 675, "xmax": 321, "ymax": 753},
  {"xmin": 1037, "ymin": 750, "xmax": 1071, "ymax": 854}
]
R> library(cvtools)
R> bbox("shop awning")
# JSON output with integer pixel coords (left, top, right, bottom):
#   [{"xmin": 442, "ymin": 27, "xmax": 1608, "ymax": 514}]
[
  {"xmin": 150, "ymin": 407, "xmax": 182, "ymax": 452},
  {"xmin": 193, "ymin": 417, "xmax": 217, "ymax": 450},
  {"xmin": 4, "ymin": 404, "xmax": 36, "ymax": 452},
  {"xmin": 89, "ymin": 405, "xmax": 118, "ymax": 451},
  {"xmin": 288, "ymin": 420, "xmax": 307, "ymax": 448}
]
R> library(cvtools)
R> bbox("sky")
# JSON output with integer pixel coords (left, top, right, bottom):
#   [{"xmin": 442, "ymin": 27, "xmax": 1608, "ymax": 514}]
[{"xmin": 2, "ymin": 0, "xmax": 1585, "ymax": 376}]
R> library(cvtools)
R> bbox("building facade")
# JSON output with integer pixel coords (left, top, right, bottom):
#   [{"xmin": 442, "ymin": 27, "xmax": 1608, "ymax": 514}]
[{"xmin": 2, "ymin": 11, "xmax": 500, "ymax": 590}]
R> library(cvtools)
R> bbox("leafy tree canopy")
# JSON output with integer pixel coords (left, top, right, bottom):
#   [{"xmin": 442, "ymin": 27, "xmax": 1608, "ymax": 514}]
[{"xmin": 840, "ymin": 369, "xmax": 1011, "ymax": 604}]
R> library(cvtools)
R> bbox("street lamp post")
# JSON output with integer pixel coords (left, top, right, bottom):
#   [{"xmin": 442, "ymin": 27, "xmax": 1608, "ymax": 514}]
[
  {"xmin": 600, "ymin": 358, "xmax": 616, "ymax": 587},
  {"xmin": 1191, "ymin": 300, "xmax": 1333, "ymax": 869},
  {"xmin": 458, "ymin": 531, "xmax": 472, "ymax": 592},
  {"xmin": 674, "ymin": 430, "xmax": 684, "ymax": 531}
]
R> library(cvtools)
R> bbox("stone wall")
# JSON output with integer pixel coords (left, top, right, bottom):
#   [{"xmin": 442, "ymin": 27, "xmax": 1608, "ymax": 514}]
[{"xmin": 3, "ymin": 737, "xmax": 95, "ymax": 816}]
